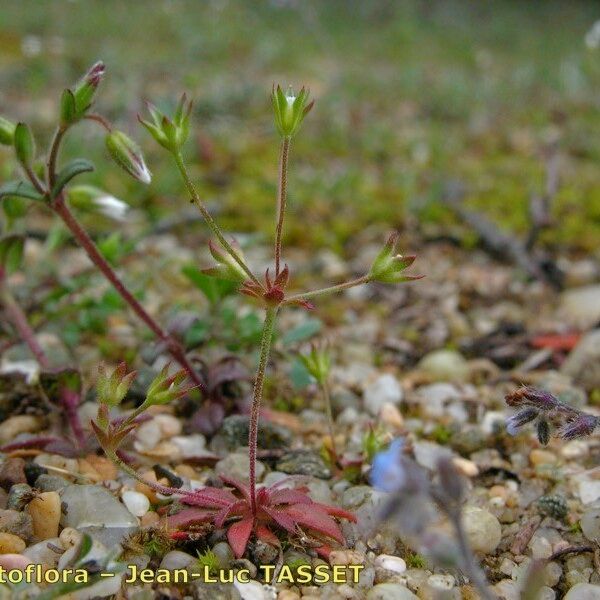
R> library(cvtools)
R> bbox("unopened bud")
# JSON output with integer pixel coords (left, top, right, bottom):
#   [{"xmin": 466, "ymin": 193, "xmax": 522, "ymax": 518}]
[
  {"xmin": 72, "ymin": 61, "xmax": 105, "ymax": 115},
  {"xmin": 106, "ymin": 130, "xmax": 151, "ymax": 184},
  {"xmin": 68, "ymin": 185, "xmax": 129, "ymax": 221},
  {"xmin": 13, "ymin": 123, "xmax": 35, "ymax": 168},
  {"xmin": 142, "ymin": 365, "xmax": 191, "ymax": 408}
]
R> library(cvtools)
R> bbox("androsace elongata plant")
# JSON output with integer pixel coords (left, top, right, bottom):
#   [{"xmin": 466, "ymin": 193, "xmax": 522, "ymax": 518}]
[
  {"xmin": 139, "ymin": 82, "xmax": 423, "ymax": 516},
  {"xmin": 0, "ymin": 62, "xmax": 205, "ymax": 393}
]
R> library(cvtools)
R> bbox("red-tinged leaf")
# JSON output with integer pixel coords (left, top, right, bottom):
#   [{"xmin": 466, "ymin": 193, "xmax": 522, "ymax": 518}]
[
  {"xmin": 260, "ymin": 506, "xmax": 297, "ymax": 533},
  {"xmin": 164, "ymin": 508, "xmax": 214, "ymax": 530},
  {"xmin": 180, "ymin": 487, "xmax": 237, "ymax": 508},
  {"xmin": 313, "ymin": 503, "xmax": 357, "ymax": 522},
  {"xmin": 269, "ymin": 488, "xmax": 313, "ymax": 506},
  {"xmin": 530, "ymin": 332, "xmax": 581, "ymax": 351},
  {"xmin": 228, "ymin": 516, "xmax": 254, "ymax": 558},
  {"xmin": 256, "ymin": 524, "xmax": 280, "ymax": 547},
  {"xmin": 220, "ymin": 476, "xmax": 252, "ymax": 504},
  {"xmin": 285, "ymin": 505, "xmax": 344, "ymax": 543},
  {"xmin": 214, "ymin": 500, "xmax": 247, "ymax": 528}
]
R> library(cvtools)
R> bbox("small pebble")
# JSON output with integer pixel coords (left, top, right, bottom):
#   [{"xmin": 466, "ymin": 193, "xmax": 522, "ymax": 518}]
[
  {"xmin": 0, "ymin": 458, "xmax": 27, "ymax": 490},
  {"xmin": 0, "ymin": 416, "xmax": 44, "ymax": 444},
  {"xmin": 0, "ymin": 531, "xmax": 26, "ymax": 553},
  {"xmin": 462, "ymin": 506, "xmax": 502, "ymax": 554},
  {"xmin": 121, "ymin": 490, "xmax": 150, "ymax": 517},
  {"xmin": 374, "ymin": 554, "xmax": 407, "ymax": 573},
  {"xmin": 530, "ymin": 449, "xmax": 557, "ymax": 466},
  {"xmin": 27, "ymin": 491, "xmax": 61, "ymax": 540},
  {"xmin": 564, "ymin": 583, "xmax": 600, "ymax": 599}
]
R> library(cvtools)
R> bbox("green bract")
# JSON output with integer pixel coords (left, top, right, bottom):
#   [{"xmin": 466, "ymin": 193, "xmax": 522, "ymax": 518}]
[
  {"xmin": 139, "ymin": 94, "xmax": 192, "ymax": 153},
  {"xmin": 369, "ymin": 232, "xmax": 422, "ymax": 284},
  {"xmin": 203, "ymin": 239, "xmax": 248, "ymax": 283},
  {"xmin": 97, "ymin": 363, "xmax": 136, "ymax": 408},
  {"xmin": 271, "ymin": 85, "xmax": 314, "ymax": 138}
]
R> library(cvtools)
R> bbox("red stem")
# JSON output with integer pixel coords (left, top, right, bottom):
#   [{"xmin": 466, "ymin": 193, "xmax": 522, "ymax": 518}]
[
  {"xmin": 0, "ymin": 273, "xmax": 50, "ymax": 370},
  {"xmin": 52, "ymin": 195, "xmax": 206, "ymax": 393}
]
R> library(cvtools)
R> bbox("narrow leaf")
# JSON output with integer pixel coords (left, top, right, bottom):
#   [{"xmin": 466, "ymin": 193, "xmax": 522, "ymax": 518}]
[
  {"xmin": 51, "ymin": 158, "xmax": 95, "ymax": 198},
  {"xmin": 0, "ymin": 180, "xmax": 44, "ymax": 202}
]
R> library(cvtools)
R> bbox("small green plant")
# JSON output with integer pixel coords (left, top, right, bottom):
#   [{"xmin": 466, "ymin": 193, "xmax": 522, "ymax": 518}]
[
  {"xmin": 2, "ymin": 62, "xmax": 422, "ymax": 558},
  {"xmin": 196, "ymin": 549, "xmax": 221, "ymax": 576},
  {"xmin": 298, "ymin": 341, "xmax": 338, "ymax": 463}
]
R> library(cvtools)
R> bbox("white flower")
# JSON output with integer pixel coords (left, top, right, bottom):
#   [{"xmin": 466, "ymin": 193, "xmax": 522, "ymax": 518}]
[{"xmin": 94, "ymin": 194, "xmax": 129, "ymax": 221}]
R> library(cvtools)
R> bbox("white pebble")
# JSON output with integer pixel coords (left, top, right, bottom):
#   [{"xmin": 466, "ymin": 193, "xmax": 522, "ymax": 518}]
[
  {"xmin": 374, "ymin": 554, "xmax": 407, "ymax": 574},
  {"xmin": 121, "ymin": 490, "xmax": 150, "ymax": 517}
]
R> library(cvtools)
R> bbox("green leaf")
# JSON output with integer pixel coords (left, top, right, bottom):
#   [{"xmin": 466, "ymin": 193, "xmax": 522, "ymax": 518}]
[
  {"xmin": 282, "ymin": 318, "xmax": 322, "ymax": 346},
  {"xmin": 0, "ymin": 180, "xmax": 44, "ymax": 202},
  {"xmin": 290, "ymin": 357, "xmax": 312, "ymax": 389},
  {"xmin": 51, "ymin": 158, "xmax": 94, "ymax": 198},
  {"xmin": 76, "ymin": 533, "xmax": 93, "ymax": 562},
  {"xmin": 0, "ymin": 235, "xmax": 25, "ymax": 274},
  {"xmin": 182, "ymin": 264, "xmax": 237, "ymax": 305}
]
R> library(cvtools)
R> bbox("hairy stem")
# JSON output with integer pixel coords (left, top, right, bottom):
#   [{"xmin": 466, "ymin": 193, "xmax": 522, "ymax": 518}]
[
  {"xmin": 0, "ymin": 279, "xmax": 50, "ymax": 370},
  {"xmin": 173, "ymin": 152, "xmax": 261, "ymax": 287},
  {"xmin": 52, "ymin": 194, "xmax": 205, "ymax": 392},
  {"xmin": 248, "ymin": 306, "xmax": 278, "ymax": 515},
  {"xmin": 274, "ymin": 137, "xmax": 290, "ymax": 276},
  {"xmin": 320, "ymin": 379, "xmax": 338, "ymax": 463},
  {"xmin": 284, "ymin": 274, "xmax": 371, "ymax": 305},
  {"xmin": 47, "ymin": 126, "xmax": 67, "ymax": 189}
]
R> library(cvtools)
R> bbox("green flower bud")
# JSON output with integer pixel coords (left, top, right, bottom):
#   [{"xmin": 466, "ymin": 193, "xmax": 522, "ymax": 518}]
[
  {"xmin": 271, "ymin": 85, "xmax": 314, "ymax": 138},
  {"xmin": 203, "ymin": 239, "xmax": 248, "ymax": 283},
  {"xmin": 105, "ymin": 130, "xmax": 151, "ymax": 184},
  {"xmin": 97, "ymin": 362, "xmax": 136, "ymax": 408},
  {"xmin": 138, "ymin": 94, "xmax": 192, "ymax": 153},
  {"xmin": 59, "ymin": 89, "xmax": 77, "ymax": 126},
  {"xmin": 298, "ymin": 343, "xmax": 331, "ymax": 385},
  {"xmin": 369, "ymin": 232, "xmax": 422, "ymax": 284},
  {"xmin": 67, "ymin": 185, "xmax": 129, "ymax": 221},
  {"xmin": 142, "ymin": 365, "xmax": 190, "ymax": 408},
  {"xmin": 0, "ymin": 116, "xmax": 16, "ymax": 146},
  {"xmin": 72, "ymin": 61, "xmax": 105, "ymax": 116},
  {"xmin": 13, "ymin": 123, "xmax": 35, "ymax": 168}
]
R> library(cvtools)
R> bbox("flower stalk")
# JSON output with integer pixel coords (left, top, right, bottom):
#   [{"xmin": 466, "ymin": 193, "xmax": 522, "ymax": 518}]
[
  {"xmin": 274, "ymin": 137, "xmax": 290, "ymax": 275},
  {"xmin": 248, "ymin": 306, "xmax": 278, "ymax": 516}
]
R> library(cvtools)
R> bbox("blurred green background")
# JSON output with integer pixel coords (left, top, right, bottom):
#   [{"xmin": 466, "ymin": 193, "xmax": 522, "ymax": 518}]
[{"xmin": 1, "ymin": 0, "xmax": 600, "ymax": 251}]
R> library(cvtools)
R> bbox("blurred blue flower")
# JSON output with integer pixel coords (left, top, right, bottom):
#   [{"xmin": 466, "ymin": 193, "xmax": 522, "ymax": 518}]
[
  {"xmin": 505, "ymin": 407, "xmax": 538, "ymax": 436},
  {"xmin": 370, "ymin": 438, "xmax": 406, "ymax": 492}
]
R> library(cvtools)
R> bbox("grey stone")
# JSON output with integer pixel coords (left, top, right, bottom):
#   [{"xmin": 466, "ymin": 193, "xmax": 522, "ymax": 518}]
[
  {"xmin": 215, "ymin": 453, "xmax": 265, "ymax": 483},
  {"xmin": 363, "ymin": 374, "xmax": 403, "ymax": 416},
  {"xmin": 60, "ymin": 484, "xmax": 138, "ymax": 548},
  {"xmin": 276, "ymin": 450, "xmax": 331, "ymax": 479},
  {"xmin": 220, "ymin": 415, "xmax": 292, "ymax": 450},
  {"xmin": 418, "ymin": 349, "xmax": 470, "ymax": 382},
  {"xmin": 561, "ymin": 330, "xmax": 600, "ymax": 391},
  {"xmin": 366, "ymin": 583, "xmax": 418, "ymax": 600},
  {"xmin": 564, "ymin": 583, "xmax": 600, "ymax": 600},
  {"xmin": 581, "ymin": 508, "xmax": 600, "ymax": 542},
  {"xmin": 0, "ymin": 509, "xmax": 33, "ymax": 542}
]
